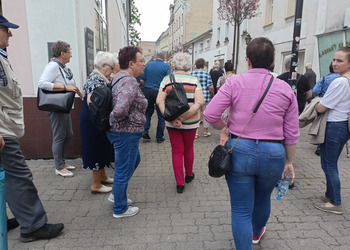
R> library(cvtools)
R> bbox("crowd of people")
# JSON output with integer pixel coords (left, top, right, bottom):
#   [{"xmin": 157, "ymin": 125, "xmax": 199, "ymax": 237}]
[{"xmin": 1, "ymin": 12, "xmax": 350, "ymax": 250}]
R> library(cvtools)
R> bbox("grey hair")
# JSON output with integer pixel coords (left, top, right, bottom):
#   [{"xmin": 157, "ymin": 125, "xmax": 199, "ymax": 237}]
[
  {"xmin": 156, "ymin": 50, "xmax": 166, "ymax": 60},
  {"xmin": 305, "ymin": 62, "xmax": 312, "ymax": 69},
  {"xmin": 214, "ymin": 60, "xmax": 221, "ymax": 66},
  {"xmin": 112, "ymin": 52, "xmax": 119, "ymax": 64},
  {"xmin": 172, "ymin": 52, "xmax": 191, "ymax": 71},
  {"xmin": 284, "ymin": 55, "xmax": 291, "ymax": 69},
  {"xmin": 94, "ymin": 51, "xmax": 118, "ymax": 69}
]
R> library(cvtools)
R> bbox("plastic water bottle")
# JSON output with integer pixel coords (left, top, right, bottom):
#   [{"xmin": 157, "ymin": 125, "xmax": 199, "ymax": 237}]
[{"xmin": 276, "ymin": 173, "xmax": 292, "ymax": 201}]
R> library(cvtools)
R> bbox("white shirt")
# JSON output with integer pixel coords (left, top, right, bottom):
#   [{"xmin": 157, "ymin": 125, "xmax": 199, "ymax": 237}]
[
  {"xmin": 320, "ymin": 77, "xmax": 350, "ymax": 121},
  {"xmin": 38, "ymin": 61, "xmax": 75, "ymax": 91}
]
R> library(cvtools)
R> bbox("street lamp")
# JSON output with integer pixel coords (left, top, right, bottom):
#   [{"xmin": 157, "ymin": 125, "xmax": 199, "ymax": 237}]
[{"xmin": 245, "ymin": 34, "xmax": 252, "ymax": 45}]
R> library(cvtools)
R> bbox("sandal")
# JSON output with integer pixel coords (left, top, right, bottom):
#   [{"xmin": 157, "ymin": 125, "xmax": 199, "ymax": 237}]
[
  {"xmin": 203, "ymin": 132, "xmax": 211, "ymax": 137},
  {"xmin": 195, "ymin": 134, "xmax": 199, "ymax": 139}
]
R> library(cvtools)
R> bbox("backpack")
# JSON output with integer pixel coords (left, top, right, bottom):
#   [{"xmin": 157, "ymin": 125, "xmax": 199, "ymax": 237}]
[{"xmin": 88, "ymin": 76, "xmax": 127, "ymax": 132}]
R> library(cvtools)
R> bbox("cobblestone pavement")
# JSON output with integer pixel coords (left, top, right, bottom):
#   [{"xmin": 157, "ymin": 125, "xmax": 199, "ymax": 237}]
[{"xmin": 6, "ymin": 124, "xmax": 350, "ymax": 249}]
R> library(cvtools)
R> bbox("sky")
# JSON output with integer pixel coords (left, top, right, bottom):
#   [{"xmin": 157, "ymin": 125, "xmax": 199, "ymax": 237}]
[{"xmin": 134, "ymin": 0, "xmax": 174, "ymax": 41}]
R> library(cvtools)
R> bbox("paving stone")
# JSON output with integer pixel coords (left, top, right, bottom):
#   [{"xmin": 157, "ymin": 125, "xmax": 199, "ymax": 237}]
[{"xmin": 6, "ymin": 121, "xmax": 350, "ymax": 249}]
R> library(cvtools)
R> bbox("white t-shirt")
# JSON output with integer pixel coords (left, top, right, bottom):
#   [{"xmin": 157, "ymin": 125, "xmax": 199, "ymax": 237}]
[{"xmin": 320, "ymin": 77, "xmax": 350, "ymax": 121}]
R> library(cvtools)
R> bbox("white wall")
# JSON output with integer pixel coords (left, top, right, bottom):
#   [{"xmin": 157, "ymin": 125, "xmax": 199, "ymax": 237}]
[
  {"xmin": 2, "ymin": 0, "xmax": 128, "ymax": 97},
  {"xmin": 26, "ymin": 0, "xmax": 82, "ymax": 93}
]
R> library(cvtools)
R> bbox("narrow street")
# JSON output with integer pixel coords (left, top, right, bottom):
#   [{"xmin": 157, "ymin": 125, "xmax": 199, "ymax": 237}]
[{"xmin": 7, "ymin": 122, "xmax": 350, "ymax": 249}]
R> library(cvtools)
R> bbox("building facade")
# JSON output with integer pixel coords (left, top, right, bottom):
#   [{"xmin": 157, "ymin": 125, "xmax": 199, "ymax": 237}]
[
  {"xmin": 168, "ymin": 0, "xmax": 213, "ymax": 52},
  {"xmin": 1, "ymin": 0, "xmax": 130, "ymax": 158}
]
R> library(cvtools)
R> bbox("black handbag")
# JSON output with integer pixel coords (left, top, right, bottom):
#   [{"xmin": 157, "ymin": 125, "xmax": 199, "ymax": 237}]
[
  {"xmin": 37, "ymin": 88, "xmax": 75, "ymax": 114},
  {"xmin": 164, "ymin": 74, "xmax": 190, "ymax": 122},
  {"xmin": 37, "ymin": 66, "xmax": 75, "ymax": 114},
  {"xmin": 208, "ymin": 76, "xmax": 274, "ymax": 178}
]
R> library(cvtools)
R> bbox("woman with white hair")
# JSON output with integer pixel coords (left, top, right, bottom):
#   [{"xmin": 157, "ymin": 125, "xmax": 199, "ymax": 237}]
[
  {"xmin": 80, "ymin": 51, "xmax": 117, "ymax": 194},
  {"xmin": 156, "ymin": 52, "xmax": 204, "ymax": 193}
]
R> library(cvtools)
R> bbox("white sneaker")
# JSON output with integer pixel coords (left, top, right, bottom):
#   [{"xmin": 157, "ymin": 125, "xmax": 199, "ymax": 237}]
[
  {"xmin": 108, "ymin": 193, "xmax": 133, "ymax": 205},
  {"xmin": 113, "ymin": 206, "xmax": 139, "ymax": 218}
]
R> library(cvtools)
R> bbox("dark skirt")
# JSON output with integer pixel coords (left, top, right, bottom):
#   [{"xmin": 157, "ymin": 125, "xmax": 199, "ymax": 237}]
[{"xmin": 80, "ymin": 98, "xmax": 113, "ymax": 170}]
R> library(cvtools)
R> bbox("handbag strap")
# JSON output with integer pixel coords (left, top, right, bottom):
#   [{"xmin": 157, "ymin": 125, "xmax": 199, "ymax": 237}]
[
  {"xmin": 228, "ymin": 75, "xmax": 274, "ymax": 153},
  {"xmin": 169, "ymin": 74, "xmax": 177, "ymax": 88},
  {"xmin": 58, "ymin": 67, "xmax": 67, "ymax": 85}
]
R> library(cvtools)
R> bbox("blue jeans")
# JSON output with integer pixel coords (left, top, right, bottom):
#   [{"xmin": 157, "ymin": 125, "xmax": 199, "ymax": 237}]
[
  {"xmin": 225, "ymin": 138, "xmax": 285, "ymax": 250},
  {"xmin": 320, "ymin": 122, "xmax": 350, "ymax": 206},
  {"xmin": 143, "ymin": 88, "xmax": 165, "ymax": 140},
  {"xmin": 107, "ymin": 131, "xmax": 143, "ymax": 214}
]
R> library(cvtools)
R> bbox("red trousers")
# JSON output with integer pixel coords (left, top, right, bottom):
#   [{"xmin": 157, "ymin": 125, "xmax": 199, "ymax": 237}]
[{"xmin": 167, "ymin": 128, "xmax": 196, "ymax": 186}]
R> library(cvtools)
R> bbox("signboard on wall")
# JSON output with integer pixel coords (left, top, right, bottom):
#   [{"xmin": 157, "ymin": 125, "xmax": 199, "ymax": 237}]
[
  {"xmin": 85, "ymin": 27, "xmax": 95, "ymax": 76},
  {"xmin": 318, "ymin": 30, "xmax": 350, "ymax": 77},
  {"xmin": 47, "ymin": 42, "xmax": 53, "ymax": 62}
]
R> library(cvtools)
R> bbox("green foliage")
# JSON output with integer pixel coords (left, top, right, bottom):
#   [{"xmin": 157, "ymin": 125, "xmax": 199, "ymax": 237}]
[{"xmin": 129, "ymin": 0, "xmax": 141, "ymax": 46}]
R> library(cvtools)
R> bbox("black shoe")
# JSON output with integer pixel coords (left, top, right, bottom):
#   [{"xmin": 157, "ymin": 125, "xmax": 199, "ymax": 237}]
[
  {"xmin": 20, "ymin": 223, "xmax": 64, "ymax": 243},
  {"xmin": 157, "ymin": 138, "xmax": 165, "ymax": 143},
  {"xmin": 185, "ymin": 173, "xmax": 195, "ymax": 183},
  {"xmin": 315, "ymin": 148, "xmax": 320, "ymax": 156},
  {"xmin": 289, "ymin": 182, "xmax": 295, "ymax": 189},
  {"xmin": 142, "ymin": 133, "xmax": 151, "ymax": 142},
  {"xmin": 7, "ymin": 218, "xmax": 19, "ymax": 231},
  {"xmin": 177, "ymin": 185, "xmax": 184, "ymax": 193}
]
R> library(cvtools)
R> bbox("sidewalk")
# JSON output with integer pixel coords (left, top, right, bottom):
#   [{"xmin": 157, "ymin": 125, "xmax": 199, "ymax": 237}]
[{"xmin": 7, "ymin": 125, "xmax": 350, "ymax": 249}]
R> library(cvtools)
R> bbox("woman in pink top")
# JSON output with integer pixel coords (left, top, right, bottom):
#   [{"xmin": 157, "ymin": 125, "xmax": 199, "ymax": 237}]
[{"xmin": 204, "ymin": 37, "xmax": 299, "ymax": 249}]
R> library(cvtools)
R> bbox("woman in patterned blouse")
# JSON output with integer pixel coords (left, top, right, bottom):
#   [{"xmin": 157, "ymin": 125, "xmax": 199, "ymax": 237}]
[
  {"xmin": 107, "ymin": 46, "xmax": 147, "ymax": 219},
  {"xmin": 80, "ymin": 51, "xmax": 117, "ymax": 194}
]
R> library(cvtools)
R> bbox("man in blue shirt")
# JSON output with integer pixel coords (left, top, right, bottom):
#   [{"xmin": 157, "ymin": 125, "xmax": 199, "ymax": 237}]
[{"xmin": 140, "ymin": 51, "xmax": 171, "ymax": 143}]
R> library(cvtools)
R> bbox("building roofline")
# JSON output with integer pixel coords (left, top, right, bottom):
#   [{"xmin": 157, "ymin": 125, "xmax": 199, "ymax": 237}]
[{"xmin": 183, "ymin": 30, "xmax": 212, "ymax": 47}]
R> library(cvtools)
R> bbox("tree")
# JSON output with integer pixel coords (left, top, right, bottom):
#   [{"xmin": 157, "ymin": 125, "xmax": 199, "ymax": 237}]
[
  {"xmin": 129, "ymin": 0, "xmax": 141, "ymax": 46},
  {"xmin": 217, "ymin": 0, "xmax": 260, "ymax": 70}
]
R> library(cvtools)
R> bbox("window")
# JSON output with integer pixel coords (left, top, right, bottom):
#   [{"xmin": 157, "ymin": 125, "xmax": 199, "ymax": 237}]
[
  {"xmin": 182, "ymin": 14, "xmax": 184, "ymax": 26},
  {"xmin": 95, "ymin": 0, "xmax": 108, "ymax": 51},
  {"xmin": 264, "ymin": 0, "xmax": 274, "ymax": 25},
  {"xmin": 217, "ymin": 27, "xmax": 221, "ymax": 41},
  {"xmin": 225, "ymin": 22, "xmax": 229, "ymax": 38},
  {"xmin": 286, "ymin": 0, "xmax": 296, "ymax": 18}
]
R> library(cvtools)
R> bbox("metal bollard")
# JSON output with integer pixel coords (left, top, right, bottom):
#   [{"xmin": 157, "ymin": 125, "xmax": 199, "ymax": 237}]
[{"xmin": 0, "ymin": 165, "xmax": 7, "ymax": 250}]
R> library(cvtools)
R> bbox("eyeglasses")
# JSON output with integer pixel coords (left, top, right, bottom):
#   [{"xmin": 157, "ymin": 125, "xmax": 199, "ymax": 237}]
[
  {"xmin": 107, "ymin": 65, "xmax": 114, "ymax": 71},
  {"xmin": 0, "ymin": 27, "xmax": 11, "ymax": 34}
]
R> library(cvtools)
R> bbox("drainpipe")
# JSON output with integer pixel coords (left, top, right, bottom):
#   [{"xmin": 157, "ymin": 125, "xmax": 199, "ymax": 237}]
[{"xmin": 289, "ymin": 0, "xmax": 304, "ymax": 82}]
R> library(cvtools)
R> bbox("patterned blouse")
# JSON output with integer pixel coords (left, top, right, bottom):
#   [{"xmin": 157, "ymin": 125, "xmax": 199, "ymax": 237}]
[
  {"xmin": 109, "ymin": 72, "xmax": 148, "ymax": 133},
  {"xmin": 83, "ymin": 71, "xmax": 108, "ymax": 100}
]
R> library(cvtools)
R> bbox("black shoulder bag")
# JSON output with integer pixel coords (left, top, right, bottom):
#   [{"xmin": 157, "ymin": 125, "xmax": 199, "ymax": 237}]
[
  {"xmin": 163, "ymin": 74, "xmax": 190, "ymax": 122},
  {"xmin": 37, "ymin": 66, "xmax": 75, "ymax": 114},
  {"xmin": 208, "ymin": 76, "xmax": 274, "ymax": 178}
]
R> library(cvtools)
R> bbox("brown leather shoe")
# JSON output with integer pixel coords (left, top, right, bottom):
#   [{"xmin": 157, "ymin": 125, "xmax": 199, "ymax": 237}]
[{"xmin": 314, "ymin": 203, "xmax": 343, "ymax": 215}]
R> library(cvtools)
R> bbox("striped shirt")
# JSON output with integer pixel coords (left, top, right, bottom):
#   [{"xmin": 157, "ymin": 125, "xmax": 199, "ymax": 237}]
[
  {"xmin": 159, "ymin": 73, "xmax": 202, "ymax": 130},
  {"xmin": 191, "ymin": 70, "xmax": 213, "ymax": 103}
]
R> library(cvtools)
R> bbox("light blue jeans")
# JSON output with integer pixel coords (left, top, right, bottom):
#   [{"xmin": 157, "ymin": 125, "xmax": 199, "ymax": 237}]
[
  {"xmin": 320, "ymin": 122, "xmax": 350, "ymax": 206},
  {"xmin": 107, "ymin": 131, "xmax": 142, "ymax": 214},
  {"xmin": 225, "ymin": 138, "xmax": 285, "ymax": 250}
]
